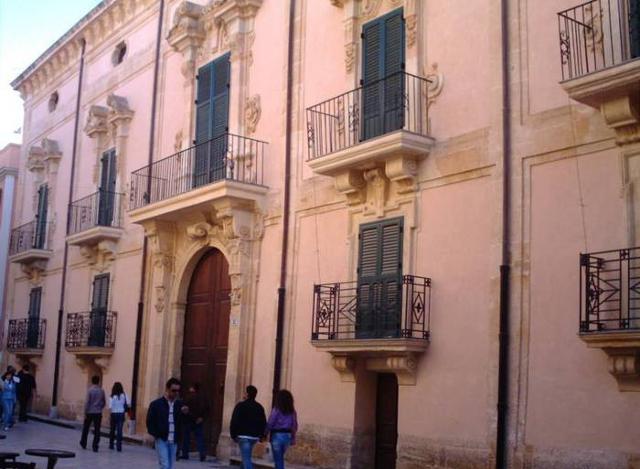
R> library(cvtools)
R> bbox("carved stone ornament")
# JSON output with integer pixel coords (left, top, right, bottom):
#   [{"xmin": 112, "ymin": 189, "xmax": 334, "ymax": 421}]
[
  {"xmin": 26, "ymin": 146, "xmax": 45, "ymax": 177},
  {"xmin": 331, "ymin": 355, "xmax": 356, "ymax": 382},
  {"xmin": 244, "ymin": 95, "xmax": 261, "ymax": 134},
  {"xmin": 106, "ymin": 94, "xmax": 134, "ymax": 137},
  {"xmin": 21, "ymin": 261, "xmax": 48, "ymax": 285},
  {"xmin": 84, "ymin": 105, "xmax": 109, "ymax": 138},
  {"xmin": 600, "ymin": 95, "xmax": 640, "ymax": 146},
  {"xmin": 167, "ymin": 1, "xmax": 206, "ymax": 79},
  {"xmin": 79, "ymin": 241, "xmax": 118, "ymax": 271}
]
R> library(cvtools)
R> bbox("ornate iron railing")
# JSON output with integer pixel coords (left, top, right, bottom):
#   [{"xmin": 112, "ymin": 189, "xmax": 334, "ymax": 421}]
[
  {"xmin": 580, "ymin": 247, "xmax": 640, "ymax": 332},
  {"xmin": 306, "ymin": 71, "xmax": 431, "ymax": 160},
  {"xmin": 312, "ymin": 275, "xmax": 431, "ymax": 340},
  {"xmin": 9, "ymin": 220, "xmax": 50, "ymax": 255},
  {"xmin": 68, "ymin": 190, "xmax": 124, "ymax": 235},
  {"xmin": 558, "ymin": 0, "xmax": 640, "ymax": 80},
  {"xmin": 7, "ymin": 318, "xmax": 46, "ymax": 350},
  {"xmin": 65, "ymin": 311, "xmax": 117, "ymax": 348},
  {"xmin": 129, "ymin": 133, "xmax": 267, "ymax": 210}
]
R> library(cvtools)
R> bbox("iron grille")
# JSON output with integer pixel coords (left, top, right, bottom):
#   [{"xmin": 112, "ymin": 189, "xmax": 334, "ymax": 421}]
[
  {"xmin": 558, "ymin": 0, "xmax": 640, "ymax": 80},
  {"xmin": 305, "ymin": 71, "xmax": 431, "ymax": 160},
  {"xmin": 9, "ymin": 220, "xmax": 50, "ymax": 255},
  {"xmin": 7, "ymin": 318, "xmax": 46, "ymax": 350},
  {"xmin": 65, "ymin": 311, "xmax": 117, "ymax": 348},
  {"xmin": 311, "ymin": 275, "xmax": 431, "ymax": 340},
  {"xmin": 129, "ymin": 133, "xmax": 267, "ymax": 210},
  {"xmin": 580, "ymin": 247, "xmax": 640, "ymax": 332},
  {"xmin": 68, "ymin": 190, "xmax": 124, "ymax": 235}
]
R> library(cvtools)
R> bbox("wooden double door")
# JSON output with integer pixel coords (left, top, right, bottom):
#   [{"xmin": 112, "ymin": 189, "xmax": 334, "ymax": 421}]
[{"xmin": 180, "ymin": 249, "xmax": 231, "ymax": 455}]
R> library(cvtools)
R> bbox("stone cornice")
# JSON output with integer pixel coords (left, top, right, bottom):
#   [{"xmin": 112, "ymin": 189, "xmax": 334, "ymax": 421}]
[{"xmin": 11, "ymin": 0, "xmax": 156, "ymax": 101}]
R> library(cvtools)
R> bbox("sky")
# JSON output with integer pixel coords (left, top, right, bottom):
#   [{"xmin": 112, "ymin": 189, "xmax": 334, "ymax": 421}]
[{"xmin": 0, "ymin": 0, "xmax": 102, "ymax": 148}]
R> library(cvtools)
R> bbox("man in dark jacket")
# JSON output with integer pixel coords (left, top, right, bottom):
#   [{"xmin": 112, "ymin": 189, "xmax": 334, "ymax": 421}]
[
  {"xmin": 17, "ymin": 365, "xmax": 36, "ymax": 422},
  {"xmin": 80, "ymin": 375, "xmax": 106, "ymax": 452},
  {"xmin": 179, "ymin": 383, "xmax": 209, "ymax": 461},
  {"xmin": 230, "ymin": 385, "xmax": 267, "ymax": 469},
  {"xmin": 146, "ymin": 377, "xmax": 189, "ymax": 469}
]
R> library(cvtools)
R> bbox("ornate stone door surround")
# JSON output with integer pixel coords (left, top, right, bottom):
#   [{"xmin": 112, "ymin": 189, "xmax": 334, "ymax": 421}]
[{"xmin": 133, "ymin": 193, "xmax": 265, "ymax": 454}]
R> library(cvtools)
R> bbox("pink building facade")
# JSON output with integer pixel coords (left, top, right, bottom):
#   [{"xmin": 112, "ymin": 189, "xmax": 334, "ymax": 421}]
[{"xmin": 3, "ymin": 0, "xmax": 640, "ymax": 468}]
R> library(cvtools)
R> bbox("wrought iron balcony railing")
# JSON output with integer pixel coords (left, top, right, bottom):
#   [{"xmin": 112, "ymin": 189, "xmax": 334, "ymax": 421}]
[
  {"xmin": 312, "ymin": 275, "xmax": 431, "ymax": 341},
  {"xmin": 7, "ymin": 318, "xmax": 46, "ymax": 350},
  {"xmin": 9, "ymin": 220, "xmax": 50, "ymax": 255},
  {"xmin": 130, "ymin": 133, "xmax": 267, "ymax": 210},
  {"xmin": 558, "ymin": 0, "xmax": 640, "ymax": 80},
  {"xmin": 306, "ymin": 72, "xmax": 431, "ymax": 160},
  {"xmin": 580, "ymin": 247, "xmax": 640, "ymax": 332},
  {"xmin": 68, "ymin": 190, "xmax": 124, "ymax": 235},
  {"xmin": 65, "ymin": 311, "xmax": 117, "ymax": 349}
]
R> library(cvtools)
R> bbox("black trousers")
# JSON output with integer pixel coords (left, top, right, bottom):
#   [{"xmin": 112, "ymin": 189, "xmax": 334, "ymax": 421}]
[
  {"xmin": 80, "ymin": 413, "xmax": 103, "ymax": 450},
  {"xmin": 17, "ymin": 394, "xmax": 29, "ymax": 421}
]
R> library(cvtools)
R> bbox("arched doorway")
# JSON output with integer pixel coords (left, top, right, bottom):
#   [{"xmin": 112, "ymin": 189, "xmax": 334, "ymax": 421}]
[{"xmin": 181, "ymin": 248, "xmax": 231, "ymax": 455}]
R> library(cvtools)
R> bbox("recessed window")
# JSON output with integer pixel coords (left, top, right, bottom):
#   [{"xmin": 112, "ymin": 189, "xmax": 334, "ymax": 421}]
[
  {"xmin": 48, "ymin": 92, "xmax": 59, "ymax": 112},
  {"xmin": 112, "ymin": 41, "xmax": 127, "ymax": 66}
]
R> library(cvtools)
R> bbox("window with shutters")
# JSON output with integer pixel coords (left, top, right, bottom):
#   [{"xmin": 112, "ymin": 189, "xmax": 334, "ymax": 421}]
[
  {"xmin": 27, "ymin": 287, "xmax": 42, "ymax": 348},
  {"xmin": 194, "ymin": 54, "xmax": 231, "ymax": 188},
  {"xmin": 98, "ymin": 149, "xmax": 117, "ymax": 226},
  {"xmin": 34, "ymin": 184, "xmax": 48, "ymax": 249},
  {"xmin": 361, "ymin": 9, "xmax": 405, "ymax": 141},
  {"xmin": 357, "ymin": 217, "xmax": 403, "ymax": 338},
  {"xmin": 89, "ymin": 273, "xmax": 110, "ymax": 347}
]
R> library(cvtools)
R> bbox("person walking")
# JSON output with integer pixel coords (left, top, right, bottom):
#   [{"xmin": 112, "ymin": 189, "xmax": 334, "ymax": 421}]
[
  {"xmin": 146, "ymin": 378, "xmax": 189, "ymax": 469},
  {"xmin": 266, "ymin": 390, "xmax": 298, "ymax": 469},
  {"xmin": 80, "ymin": 375, "xmax": 106, "ymax": 452},
  {"xmin": 179, "ymin": 383, "xmax": 209, "ymax": 462},
  {"xmin": 108, "ymin": 382, "xmax": 128, "ymax": 452},
  {"xmin": 230, "ymin": 385, "xmax": 267, "ymax": 469},
  {"xmin": 1, "ymin": 369, "xmax": 18, "ymax": 431},
  {"xmin": 17, "ymin": 365, "xmax": 36, "ymax": 422}
]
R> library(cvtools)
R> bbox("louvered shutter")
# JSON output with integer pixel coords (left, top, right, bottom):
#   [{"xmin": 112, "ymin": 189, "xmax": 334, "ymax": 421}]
[
  {"xmin": 210, "ymin": 54, "xmax": 230, "ymax": 181},
  {"xmin": 98, "ymin": 149, "xmax": 117, "ymax": 226},
  {"xmin": 89, "ymin": 274, "xmax": 110, "ymax": 346},
  {"xmin": 34, "ymin": 185, "xmax": 48, "ymax": 249},
  {"xmin": 362, "ymin": 9, "xmax": 405, "ymax": 141},
  {"xmin": 357, "ymin": 218, "xmax": 403, "ymax": 338},
  {"xmin": 27, "ymin": 287, "xmax": 42, "ymax": 348},
  {"xmin": 194, "ymin": 63, "xmax": 213, "ymax": 187},
  {"xmin": 630, "ymin": 0, "xmax": 640, "ymax": 59}
]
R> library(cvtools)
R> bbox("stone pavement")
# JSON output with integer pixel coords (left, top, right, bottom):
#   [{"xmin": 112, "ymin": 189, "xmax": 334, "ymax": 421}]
[{"xmin": 0, "ymin": 420, "xmax": 234, "ymax": 468}]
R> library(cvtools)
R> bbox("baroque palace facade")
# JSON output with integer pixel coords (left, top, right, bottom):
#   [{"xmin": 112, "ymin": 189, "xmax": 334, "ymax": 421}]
[{"xmin": 3, "ymin": 0, "xmax": 640, "ymax": 468}]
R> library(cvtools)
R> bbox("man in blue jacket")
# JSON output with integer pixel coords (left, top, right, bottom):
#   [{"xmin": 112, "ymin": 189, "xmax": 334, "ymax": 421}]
[{"xmin": 146, "ymin": 378, "xmax": 189, "ymax": 469}]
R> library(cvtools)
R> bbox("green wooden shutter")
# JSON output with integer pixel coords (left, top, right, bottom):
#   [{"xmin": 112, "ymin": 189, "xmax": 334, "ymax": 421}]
[
  {"xmin": 89, "ymin": 274, "xmax": 110, "ymax": 346},
  {"xmin": 98, "ymin": 149, "xmax": 117, "ymax": 226},
  {"xmin": 362, "ymin": 9, "xmax": 405, "ymax": 141},
  {"xmin": 630, "ymin": 0, "xmax": 640, "ymax": 59},
  {"xmin": 34, "ymin": 185, "xmax": 48, "ymax": 249},
  {"xmin": 194, "ymin": 63, "xmax": 213, "ymax": 187},
  {"xmin": 357, "ymin": 217, "xmax": 403, "ymax": 338},
  {"xmin": 27, "ymin": 287, "xmax": 42, "ymax": 348}
]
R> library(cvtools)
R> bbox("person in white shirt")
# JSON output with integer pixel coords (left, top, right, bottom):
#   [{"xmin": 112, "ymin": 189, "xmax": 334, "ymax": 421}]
[{"xmin": 108, "ymin": 382, "xmax": 129, "ymax": 452}]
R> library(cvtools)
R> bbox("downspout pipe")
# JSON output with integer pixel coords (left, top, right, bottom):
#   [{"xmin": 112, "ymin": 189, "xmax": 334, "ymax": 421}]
[
  {"xmin": 496, "ymin": 0, "xmax": 512, "ymax": 467},
  {"xmin": 273, "ymin": 0, "xmax": 296, "ymax": 402},
  {"xmin": 51, "ymin": 37, "xmax": 86, "ymax": 417},
  {"xmin": 131, "ymin": 0, "xmax": 165, "ymax": 425}
]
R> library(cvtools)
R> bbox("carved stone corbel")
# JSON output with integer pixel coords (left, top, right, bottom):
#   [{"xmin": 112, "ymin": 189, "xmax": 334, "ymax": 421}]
[
  {"xmin": 363, "ymin": 168, "xmax": 388, "ymax": 217},
  {"xmin": 385, "ymin": 155, "xmax": 418, "ymax": 194},
  {"xmin": 365, "ymin": 353, "xmax": 418, "ymax": 385},
  {"xmin": 335, "ymin": 169, "xmax": 366, "ymax": 205},
  {"xmin": 107, "ymin": 94, "xmax": 134, "ymax": 138},
  {"xmin": 606, "ymin": 349, "xmax": 640, "ymax": 391},
  {"xmin": 331, "ymin": 355, "xmax": 356, "ymax": 382},
  {"xmin": 21, "ymin": 261, "xmax": 47, "ymax": 285},
  {"xmin": 167, "ymin": 1, "xmax": 206, "ymax": 81},
  {"xmin": 600, "ymin": 95, "xmax": 640, "ymax": 145},
  {"xmin": 78, "ymin": 240, "xmax": 118, "ymax": 271},
  {"xmin": 186, "ymin": 221, "xmax": 213, "ymax": 241},
  {"xmin": 41, "ymin": 138, "xmax": 62, "ymax": 175},
  {"xmin": 84, "ymin": 105, "xmax": 109, "ymax": 139}
]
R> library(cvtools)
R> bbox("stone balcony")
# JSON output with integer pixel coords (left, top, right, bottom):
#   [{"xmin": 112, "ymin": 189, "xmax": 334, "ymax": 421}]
[
  {"xmin": 310, "ymin": 276, "xmax": 431, "ymax": 385},
  {"xmin": 9, "ymin": 220, "xmax": 53, "ymax": 281},
  {"xmin": 65, "ymin": 311, "xmax": 117, "ymax": 372},
  {"xmin": 7, "ymin": 318, "xmax": 46, "ymax": 360}
]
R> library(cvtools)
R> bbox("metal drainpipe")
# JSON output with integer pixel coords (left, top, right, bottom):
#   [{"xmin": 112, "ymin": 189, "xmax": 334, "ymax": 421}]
[
  {"xmin": 273, "ymin": 0, "xmax": 296, "ymax": 403},
  {"xmin": 130, "ymin": 0, "xmax": 165, "ymax": 427},
  {"xmin": 496, "ymin": 0, "xmax": 512, "ymax": 466},
  {"xmin": 51, "ymin": 37, "xmax": 86, "ymax": 417}
]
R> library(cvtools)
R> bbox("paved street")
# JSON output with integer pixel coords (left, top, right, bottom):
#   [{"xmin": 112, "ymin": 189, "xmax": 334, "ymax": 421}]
[{"xmin": 0, "ymin": 420, "xmax": 234, "ymax": 468}]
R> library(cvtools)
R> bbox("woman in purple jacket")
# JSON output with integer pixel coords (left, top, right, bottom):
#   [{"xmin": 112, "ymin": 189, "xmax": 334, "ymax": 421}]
[{"xmin": 266, "ymin": 390, "xmax": 298, "ymax": 469}]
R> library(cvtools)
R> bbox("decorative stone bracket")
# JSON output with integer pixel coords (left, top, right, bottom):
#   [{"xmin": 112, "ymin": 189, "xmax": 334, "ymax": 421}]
[
  {"xmin": 20, "ymin": 260, "xmax": 49, "ymax": 285},
  {"xmin": 581, "ymin": 332, "xmax": 640, "ymax": 391},
  {"xmin": 79, "ymin": 240, "xmax": 119, "ymax": 271},
  {"xmin": 28, "ymin": 138, "xmax": 62, "ymax": 183},
  {"xmin": 74, "ymin": 354, "xmax": 112, "ymax": 373},
  {"xmin": 167, "ymin": 1, "xmax": 206, "ymax": 80}
]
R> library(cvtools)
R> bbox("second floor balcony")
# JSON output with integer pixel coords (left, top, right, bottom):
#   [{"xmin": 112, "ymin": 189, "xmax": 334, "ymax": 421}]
[
  {"xmin": 65, "ymin": 310, "xmax": 117, "ymax": 356},
  {"xmin": 66, "ymin": 190, "xmax": 124, "ymax": 249},
  {"xmin": 305, "ymin": 72, "xmax": 434, "ymax": 204},
  {"xmin": 7, "ymin": 318, "xmax": 46, "ymax": 356},
  {"xmin": 128, "ymin": 133, "xmax": 268, "ymax": 225},
  {"xmin": 579, "ymin": 247, "xmax": 640, "ymax": 391},
  {"xmin": 311, "ymin": 275, "xmax": 431, "ymax": 384},
  {"xmin": 9, "ymin": 220, "xmax": 53, "ymax": 266}
]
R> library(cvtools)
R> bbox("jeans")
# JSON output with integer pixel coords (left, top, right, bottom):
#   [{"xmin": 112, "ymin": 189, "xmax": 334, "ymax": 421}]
[
  {"xmin": 155, "ymin": 438, "xmax": 177, "ymax": 469},
  {"xmin": 109, "ymin": 412, "xmax": 125, "ymax": 450},
  {"xmin": 181, "ymin": 421, "xmax": 206, "ymax": 459},
  {"xmin": 271, "ymin": 432, "xmax": 292, "ymax": 469},
  {"xmin": 80, "ymin": 413, "xmax": 102, "ymax": 450},
  {"xmin": 1, "ymin": 399, "xmax": 15, "ymax": 429},
  {"xmin": 237, "ymin": 437, "xmax": 258, "ymax": 469}
]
